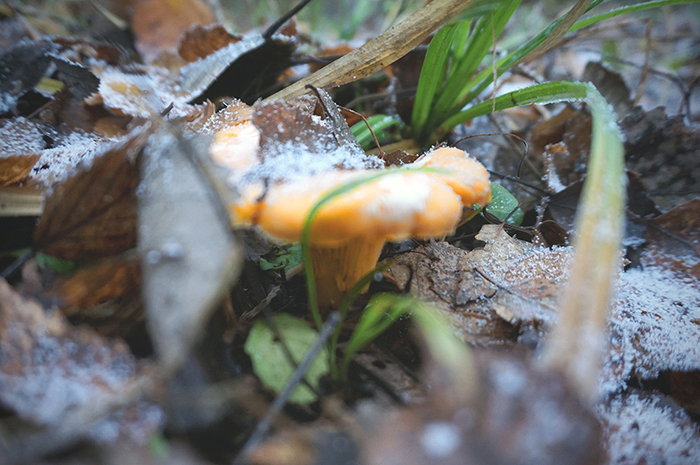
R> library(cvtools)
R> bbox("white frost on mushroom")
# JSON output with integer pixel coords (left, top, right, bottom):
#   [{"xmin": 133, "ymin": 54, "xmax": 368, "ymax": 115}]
[{"xmin": 362, "ymin": 172, "xmax": 433, "ymax": 221}]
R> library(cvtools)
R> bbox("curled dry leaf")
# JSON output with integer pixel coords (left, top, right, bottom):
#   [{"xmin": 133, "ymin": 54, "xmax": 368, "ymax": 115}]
[
  {"xmin": 33, "ymin": 125, "xmax": 150, "ymax": 261},
  {"xmin": 0, "ymin": 278, "xmax": 160, "ymax": 442}
]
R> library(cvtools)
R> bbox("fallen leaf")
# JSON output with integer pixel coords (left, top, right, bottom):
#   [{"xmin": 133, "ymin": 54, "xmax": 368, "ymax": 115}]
[
  {"xmin": 51, "ymin": 254, "xmax": 141, "ymax": 315},
  {"xmin": 596, "ymin": 389, "xmax": 700, "ymax": 464},
  {"xmin": 0, "ymin": 117, "xmax": 44, "ymax": 186},
  {"xmin": 244, "ymin": 313, "xmax": 329, "ymax": 404},
  {"xmin": 601, "ymin": 262, "xmax": 700, "ymax": 394},
  {"xmin": 0, "ymin": 278, "xmax": 160, "ymax": 441},
  {"xmin": 33, "ymin": 125, "xmax": 150, "ymax": 260},
  {"xmin": 138, "ymin": 125, "xmax": 241, "ymax": 374},
  {"xmin": 0, "ymin": 38, "xmax": 57, "ymax": 114},
  {"xmin": 178, "ymin": 24, "xmax": 243, "ymax": 62},
  {"xmin": 130, "ymin": 0, "xmax": 216, "ymax": 63},
  {"xmin": 180, "ymin": 34, "xmax": 295, "ymax": 104},
  {"xmin": 622, "ymin": 106, "xmax": 700, "ymax": 212}
]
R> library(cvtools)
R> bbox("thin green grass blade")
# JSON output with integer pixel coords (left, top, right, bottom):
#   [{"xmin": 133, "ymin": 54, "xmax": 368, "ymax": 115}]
[
  {"xmin": 571, "ymin": 0, "xmax": 700, "ymax": 32},
  {"xmin": 440, "ymin": 0, "xmax": 605, "ymax": 122},
  {"xmin": 351, "ymin": 114, "xmax": 403, "ymax": 150},
  {"xmin": 430, "ymin": 0, "xmax": 522, "ymax": 130},
  {"xmin": 341, "ymin": 293, "xmax": 414, "ymax": 377},
  {"xmin": 412, "ymin": 25, "xmax": 459, "ymax": 141},
  {"xmin": 432, "ymin": 80, "xmax": 587, "ymax": 141}
]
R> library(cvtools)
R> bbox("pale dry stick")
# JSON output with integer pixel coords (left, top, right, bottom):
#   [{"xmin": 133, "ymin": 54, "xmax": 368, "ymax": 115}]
[{"xmin": 264, "ymin": 0, "xmax": 478, "ymax": 102}]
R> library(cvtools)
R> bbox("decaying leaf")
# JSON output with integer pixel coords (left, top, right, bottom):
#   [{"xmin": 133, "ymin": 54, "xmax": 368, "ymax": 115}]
[
  {"xmin": 178, "ymin": 24, "xmax": 243, "ymax": 63},
  {"xmin": 130, "ymin": 0, "xmax": 216, "ymax": 63},
  {"xmin": 138, "ymin": 125, "xmax": 241, "ymax": 374},
  {"xmin": 180, "ymin": 34, "xmax": 295, "ymax": 104},
  {"xmin": 33, "ymin": 125, "xmax": 150, "ymax": 260},
  {"xmin": 622, "ymin": 106, "xmax": 700, "ymax": 212},
  {"xmin": 362, "ymin": 351, "xmax": 603, "ymax": 465},
  {"xmin": 51, "ymin": 254, "xmax": 141, "ymax": 315},
  {"xmin": 602, "ymin": 259, "xmax": 700, "ymax": 394},
  {"xmin": 0, "ymin": 39, "xmax": 57, "ymax": 114},
  {"xmin": 0, "ymin": 278, "xmax": 160, "ymax": 442},
  {"xmin": 0, "ymin": 117, "xmax": 44, "ymax": 186}
]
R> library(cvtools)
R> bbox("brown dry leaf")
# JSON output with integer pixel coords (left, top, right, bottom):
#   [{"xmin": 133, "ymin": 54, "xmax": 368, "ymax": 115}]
[
  {"xmin": 382, "ymin": 240, "xmax": 514, "ymax": 346},
  {"xmin": 645, "ymin": 199, "xmax": 700, "ymax": 272},
  {"xmin": 131, "ymin": 0, "xmax": 215, "ymax": 63},
  {"xmin": 178, "ymin": 24, "xmax": 242, "ymax": 62},
  {"xmin": 51, "ymin": 254, "xmax": 141, "ymax": 315},
  {"xmin": 0, "ymin": 278, "xmax": 160, "ymax": 442},
  {"xmin": 33, "ymin": 125, "xmax": 150, "ymax": 261},
  {"xmin": 0, "ymin": 117, "xmax": 44, "ymax": 186},
  {"xmin": 622, "ymin": 107, "xmax": 700, "ymax": 212},
  {"xmin": 252, "ymin": 90, "xmax": 367, "ymax": 165}
]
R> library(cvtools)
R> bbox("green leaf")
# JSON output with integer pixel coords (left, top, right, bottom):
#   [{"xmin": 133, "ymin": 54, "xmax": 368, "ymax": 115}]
[
  {"xmin": 259, "ymin": 245, "xmax": 303, "ymax": 275},
  {"xmin": 350, "ymin": 114, "xmax": 403, "ymax": 150},
  {"xmin": 244, "ymin": 314, "xmax": 330, "ymax": 404},
  {"xmin": 485, "ymin": 183, "xmax": 524, "ymax": 226},
  {"xmin": 35, "ymin": 252, "xmax": 77, "ymax": 275}
]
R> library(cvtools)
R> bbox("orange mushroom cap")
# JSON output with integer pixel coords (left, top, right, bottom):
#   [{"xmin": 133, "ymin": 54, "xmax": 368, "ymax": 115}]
[{"xmin": 210, "ymin": 122, "xmax": 491, "ymax": 306}]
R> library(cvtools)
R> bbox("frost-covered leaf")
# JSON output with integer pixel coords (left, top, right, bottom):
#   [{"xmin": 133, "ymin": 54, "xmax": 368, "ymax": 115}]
[
  {"xmin": 244, "ymin": 314, "xmax": 329, "ymax": 404},
  {"xmin": 0, "ymin": 278, "xmax": 161, "ymax": 443},
  {"xmin": 178, "ymin": 24, "xmax": 243, "ymax": 62},
  {"xmin": 34, "ymin": 125, "xmax": 150, "ymax": 260},
  {"xmin": 0, "ymin": 117, "xmax": 44, "ymax": 186},
  {"xmin": 601, "ymin": 262, "xmax": 700, "ymax": 394},
  {"xmin": 138, "ymin": 126, "xmax": 241, "ymax": 374},
  {"xmin": 180, "ymin": 35, "xmax": 295, "ymax": 104},
  {"xmin": 596, "ymin": 389, "xmax": 700, "ymax": 464}
]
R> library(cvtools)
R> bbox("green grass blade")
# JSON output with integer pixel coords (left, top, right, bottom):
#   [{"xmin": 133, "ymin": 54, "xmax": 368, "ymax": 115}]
[
  {"xmin": 440, "ymin": 0, "xmax": 605, "ymax": 121},
  {"xmin": 430, "ymin": 0, "xmax": 522, "ymax": 130},
  {"xmin": 350, "ymin": 114, "xmax": 403, "ymax": 150},
  {"xmin": 411, "ymin": 24, "xmax": 459, "ymax": 141},
  {"xmin": 431, "ymin": 80, "xmax": 587, "ymax": 142},
  {"xmin": 341, "ymin": 293, "xmax": 414, "ymax": 377},
  {"xmin": 571, "ymin": 0, "xmax": 700, "ymax": 32}
]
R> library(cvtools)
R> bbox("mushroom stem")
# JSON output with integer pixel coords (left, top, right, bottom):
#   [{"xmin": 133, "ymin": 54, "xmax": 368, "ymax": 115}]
[{"xmin": 310, "ymin": 238, "xmax": 386, "ymax": 308}]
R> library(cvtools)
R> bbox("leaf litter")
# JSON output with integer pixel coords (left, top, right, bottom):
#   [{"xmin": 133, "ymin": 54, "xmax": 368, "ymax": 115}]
[{"xmin": 0, "ymin": 1, "xmax": 699, "ymax": 464}]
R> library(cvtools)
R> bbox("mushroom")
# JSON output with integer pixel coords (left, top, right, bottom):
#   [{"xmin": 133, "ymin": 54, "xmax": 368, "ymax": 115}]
[{"xmin": 212, "ymin": 126, "xmax": 491, "ymax": 306}]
